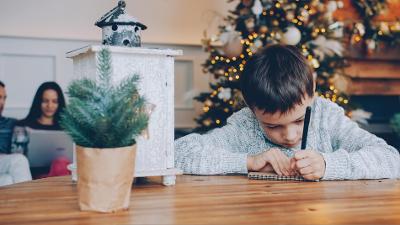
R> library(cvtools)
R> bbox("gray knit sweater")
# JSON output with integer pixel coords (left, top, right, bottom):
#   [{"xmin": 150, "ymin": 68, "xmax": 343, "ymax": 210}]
[{"xmin": 175, "ymin": 97, "xmax": 400, "ymax": 180}]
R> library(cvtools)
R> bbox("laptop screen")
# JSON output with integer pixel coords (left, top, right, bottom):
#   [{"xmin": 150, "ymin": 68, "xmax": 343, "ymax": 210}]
[{"xmin": 11, "ymin": 127, "xmax": 74, "ymax": 167}]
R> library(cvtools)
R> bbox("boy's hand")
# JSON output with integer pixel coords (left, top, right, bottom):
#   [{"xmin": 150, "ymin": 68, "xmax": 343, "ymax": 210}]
[
  {"xmin": 291, "ymin": 150, "xmax": 326, "ymax": 180},
  {"xmin": 247, "ymin": 148, "xmax": 296, "ymax": 176}
]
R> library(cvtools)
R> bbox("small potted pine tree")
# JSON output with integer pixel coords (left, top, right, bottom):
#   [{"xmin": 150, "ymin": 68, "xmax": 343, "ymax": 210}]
[{"xmin": 60, "ymin": 48, "xmax": 148, "ymax": 213}]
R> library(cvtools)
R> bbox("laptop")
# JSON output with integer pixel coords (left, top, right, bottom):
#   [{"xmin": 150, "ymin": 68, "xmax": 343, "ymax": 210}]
[{"xmin": 24, "ymin": 128, "xmax": 74, "ymax": 167}]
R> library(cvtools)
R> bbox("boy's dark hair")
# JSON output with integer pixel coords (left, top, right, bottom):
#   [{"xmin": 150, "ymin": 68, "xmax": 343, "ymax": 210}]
[
  {"xmin": 240, "ymin": 44, "xmax": 314, "ymax": 114},
  {"xmin": 0, "ymin": 81, "xmax": 5, "ymax": 88}
]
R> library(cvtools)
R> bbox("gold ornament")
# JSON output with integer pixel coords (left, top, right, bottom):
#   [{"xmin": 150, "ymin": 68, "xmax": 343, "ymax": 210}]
[
  {"xmin": 331, "ymin": 73, "xmax": 350, "ymax": 93},
  {"xmin": 259, "ymin": 25, "xmax": 268, "ymax": 34},
  {"xmin": 286, "ymin": 11, "xmax": 295, "ymax": 21}
]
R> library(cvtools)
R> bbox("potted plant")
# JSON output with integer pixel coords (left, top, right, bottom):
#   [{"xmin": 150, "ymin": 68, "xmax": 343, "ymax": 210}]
[{"xmin": 60, "ymin": 48, "xmax": 148, "ymax": 213}]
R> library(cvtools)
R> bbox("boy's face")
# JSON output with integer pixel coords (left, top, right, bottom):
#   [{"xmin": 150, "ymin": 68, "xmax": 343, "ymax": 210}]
[{"xmin": 253, "ymin": 95, "xmax": 314, "ymax": 148}]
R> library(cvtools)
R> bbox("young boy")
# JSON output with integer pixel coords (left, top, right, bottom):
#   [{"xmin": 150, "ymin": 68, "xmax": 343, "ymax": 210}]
[{"xmin": 174, "ymin": 45, "xmax": 400, "ymax": 180}]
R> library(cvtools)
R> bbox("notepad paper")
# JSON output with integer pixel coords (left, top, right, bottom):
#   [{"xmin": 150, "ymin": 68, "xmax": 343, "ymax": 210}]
[{"xmin": 248, "ymin": 172, "xmax": 306, "ymax": 181}]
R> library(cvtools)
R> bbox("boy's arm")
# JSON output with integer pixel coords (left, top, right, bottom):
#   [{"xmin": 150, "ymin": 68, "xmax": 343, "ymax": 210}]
[
  {"xmin": 321, "ymin": 105, "xmax": 400, "ymax": 180},
  {"xmin": 174, "ymin": 123, "xmax": 249, "ymax": 175}
]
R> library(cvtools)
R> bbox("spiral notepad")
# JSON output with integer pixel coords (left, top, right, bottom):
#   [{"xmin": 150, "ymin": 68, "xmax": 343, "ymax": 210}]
[{"xmin": 248, "ymin": 172, "xmax": 306, "ymax": 181}]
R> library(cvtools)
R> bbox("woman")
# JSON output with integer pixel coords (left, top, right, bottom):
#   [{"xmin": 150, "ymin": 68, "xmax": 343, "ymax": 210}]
[
  {"xmin": 20, "ymin": 81, "xmax": 66, "ymax": 130},
  {"xmin": 15, "ymin": 81, "xmax": 70, "ymax": 178}
]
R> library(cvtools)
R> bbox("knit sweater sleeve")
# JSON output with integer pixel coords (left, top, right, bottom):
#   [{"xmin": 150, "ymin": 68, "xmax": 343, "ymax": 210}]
[
  {"xmin": 321, "ymin": 103, "xmax": 400, "ymax": 180},
  {"xmin": 174, "ymin": 111, "xmax": 252, "ymax": 175}
]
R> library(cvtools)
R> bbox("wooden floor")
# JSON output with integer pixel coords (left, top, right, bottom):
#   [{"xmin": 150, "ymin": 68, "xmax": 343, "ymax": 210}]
[{"xmin": 1, "ymin": 175, "xmax": 400, "ymax": 224}]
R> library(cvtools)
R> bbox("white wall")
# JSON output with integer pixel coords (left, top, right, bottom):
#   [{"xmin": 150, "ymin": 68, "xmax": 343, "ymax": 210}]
[
  {"xmin": 0, "ymin": 0, "xmax": 235, "ymax": 45},
  {"xmin": 0, "ymin": 0, "xmax": 236, "ymax": 128}
]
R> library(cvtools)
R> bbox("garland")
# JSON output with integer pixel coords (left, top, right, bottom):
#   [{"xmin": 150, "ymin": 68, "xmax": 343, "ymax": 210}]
[{"xmin": 350, "ymin": 0, "xmax": 400, "ymax": 52}]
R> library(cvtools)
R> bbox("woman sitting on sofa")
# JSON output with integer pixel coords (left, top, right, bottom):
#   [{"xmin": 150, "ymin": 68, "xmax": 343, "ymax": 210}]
[{"xmin": 15, "ymin": 81, "xmax": 70, "ymax": 178}]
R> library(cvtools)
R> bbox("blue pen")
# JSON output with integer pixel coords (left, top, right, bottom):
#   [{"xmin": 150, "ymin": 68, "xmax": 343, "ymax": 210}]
[{"xmin": 301, "ymin": 106, "xmax": 311, "ymax": 150}]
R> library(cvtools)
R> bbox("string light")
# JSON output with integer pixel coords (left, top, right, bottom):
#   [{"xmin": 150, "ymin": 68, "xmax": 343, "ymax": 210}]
[
  {"xmin": 216, "ymin": 119, "xmax": 221, "ymax": 124},
  {"xmin": 354, "ymin": 35, "xmax": 362, "ymax": 42}
]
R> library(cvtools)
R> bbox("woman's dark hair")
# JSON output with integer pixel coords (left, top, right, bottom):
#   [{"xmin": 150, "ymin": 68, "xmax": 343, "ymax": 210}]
[
  {"xmin": 22, "ymin": 81, "xmax": 66, "ymax": 126},
  {"xmin": 240, "ymin": 44, "xmax": 314, "ymax": 114}
]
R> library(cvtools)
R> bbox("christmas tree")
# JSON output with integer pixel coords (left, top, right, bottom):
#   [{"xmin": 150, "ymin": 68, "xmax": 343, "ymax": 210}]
[{"xmin": 195, "ymin": 0, "xmax": 350, "ymax": 132}]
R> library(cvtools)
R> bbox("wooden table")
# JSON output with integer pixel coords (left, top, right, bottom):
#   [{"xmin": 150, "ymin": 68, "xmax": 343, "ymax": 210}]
[{"xmin": 1, "ymin": 175, "xmax": 400, "ymax": 224}]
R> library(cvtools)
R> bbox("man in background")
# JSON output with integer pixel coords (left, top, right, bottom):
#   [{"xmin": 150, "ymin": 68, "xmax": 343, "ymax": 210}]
[{"xmin": 0, "ymin": 81, "xmax": 32, "ymax": 186}]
